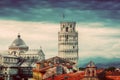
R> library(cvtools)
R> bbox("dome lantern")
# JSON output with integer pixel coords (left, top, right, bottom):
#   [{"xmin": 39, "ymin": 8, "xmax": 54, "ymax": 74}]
[{"xmin": 18, "ymin": 33, "xmax": 20, "ymax": 38}]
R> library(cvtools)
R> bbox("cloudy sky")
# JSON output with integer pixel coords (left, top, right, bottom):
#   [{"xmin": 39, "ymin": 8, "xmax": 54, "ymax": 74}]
[{"xmin": 0, "ymin": 0, "xmax": 120, "ymax": 59}]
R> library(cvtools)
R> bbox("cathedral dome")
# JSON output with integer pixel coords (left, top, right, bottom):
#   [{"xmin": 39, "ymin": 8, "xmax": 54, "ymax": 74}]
[{"xmin": 9, "ymin": 34, "xmax": 29, "ymax": 51}]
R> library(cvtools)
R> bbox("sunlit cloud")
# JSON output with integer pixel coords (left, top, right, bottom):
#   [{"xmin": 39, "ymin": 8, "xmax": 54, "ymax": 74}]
[{"xmin": 0, "ymin": 20, "xmax": 120, "ymax": 59}]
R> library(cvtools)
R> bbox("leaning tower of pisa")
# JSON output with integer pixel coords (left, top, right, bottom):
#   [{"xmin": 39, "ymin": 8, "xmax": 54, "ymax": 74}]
[{"xmin": 58, "ymin": 22, "xmax": 78, "ymax": 63}]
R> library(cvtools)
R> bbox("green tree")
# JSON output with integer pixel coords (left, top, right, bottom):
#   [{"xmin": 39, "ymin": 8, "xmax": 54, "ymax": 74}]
[{"xmin": 106, "ymin": 67, "xmax": 116, "ymax": 71}]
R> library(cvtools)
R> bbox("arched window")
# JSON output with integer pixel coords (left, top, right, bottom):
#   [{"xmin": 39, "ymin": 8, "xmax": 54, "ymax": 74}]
[
  {"xmin": 66, "ymin": 27, "xmax": 68, "ymax": 32},
  {"xmin": 87, "ymin": 70, "xmax": 90, "ymax": 76},
  {"xmin": 73, "ymin": 27, "xmax": 75, "ymax": 31},
  {"xmin": 66, "ymin": 35, "xmax": 68, "ymax": 40},
  {"xmin": 92, "ymin": 70, "xmax": 95, "ymax": 77},
  {"xmin": 63, "ymin": 25, "xmax": 65, "ymax": 28},
  {"xmin": 70, "ymin": 24, "xmax": 72, "ymax": 28},
  {"xmin": 73, "ymin": 46, "xmax": 75, "ymax": 49},
  {"xmin": 27, "ymin": 56, "xmax": 29, "ymax": 59},
  {"xmin": 12, "ymin": 51, "xmax": 16, "ymax": 55}
]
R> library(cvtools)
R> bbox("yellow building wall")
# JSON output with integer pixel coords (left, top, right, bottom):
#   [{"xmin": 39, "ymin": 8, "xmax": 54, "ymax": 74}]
[{"xmin": 33, "ymin": 71, "xmax": 43, "ymax": 80}]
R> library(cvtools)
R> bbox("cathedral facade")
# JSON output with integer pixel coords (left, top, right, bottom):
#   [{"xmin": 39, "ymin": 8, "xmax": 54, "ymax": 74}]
[
  {"xmin": 0, "ymin": 34, "xmax": 45, "ymax": 80},
  {"xmin": 58, "ymin": 22, "xmax": 79, "ymax": 63}
]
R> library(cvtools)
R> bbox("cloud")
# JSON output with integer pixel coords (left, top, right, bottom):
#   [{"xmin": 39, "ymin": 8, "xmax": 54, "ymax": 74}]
[
  {"xmin": 0, "ymin": 20, "xmax": 59, "ymax": 57},
  {"xmin": 77, "ymin": 23, "xmax": 120, "ymax": 58},
  {"xmin": 0, "ymin": 20, "xmax": 120, "ymax": 59},
  {"xmin": 0, "ymin": 0, "xmax": 120, "ymax": 9},
  {"xmin": 0, "ymin": 0, "xmax": 120, "ymax": 28}
]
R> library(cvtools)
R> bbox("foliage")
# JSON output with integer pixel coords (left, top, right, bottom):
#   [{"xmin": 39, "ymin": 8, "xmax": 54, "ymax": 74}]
[
  {"xmin": 79, "ymin": 67, "xmax": 85, "ymax": 71},
  {"xmin": 105, "ymin": 66, "xmax": 116, "ymax": 71}
]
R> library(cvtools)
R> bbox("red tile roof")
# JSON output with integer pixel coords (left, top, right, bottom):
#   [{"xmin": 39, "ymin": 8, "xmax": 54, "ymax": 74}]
[{"xmin": 46, "ymin": 71, "xmax": 84, "ymax": 80}]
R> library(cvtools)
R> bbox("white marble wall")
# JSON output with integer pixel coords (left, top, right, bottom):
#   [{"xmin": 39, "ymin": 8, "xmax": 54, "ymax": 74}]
[{"xmin": 58, "ymin": 22, "xmax": 78, "ymax": 63}]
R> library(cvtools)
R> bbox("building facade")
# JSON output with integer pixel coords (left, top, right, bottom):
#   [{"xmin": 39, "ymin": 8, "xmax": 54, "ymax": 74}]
[
  {"xmin": 0, "ymin": 34, "xmax": 45, "ymax": 80},
  {"xmin": 82, "ymin": 61, "xmax": 99, "ymax": 80},
  {"xmin": 32, "ymin": 56, "xmax": 76, "ymax": 80},
  {"xmin": 58, "ymin": 22, "xmax": 78, "ymax": 63}
]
